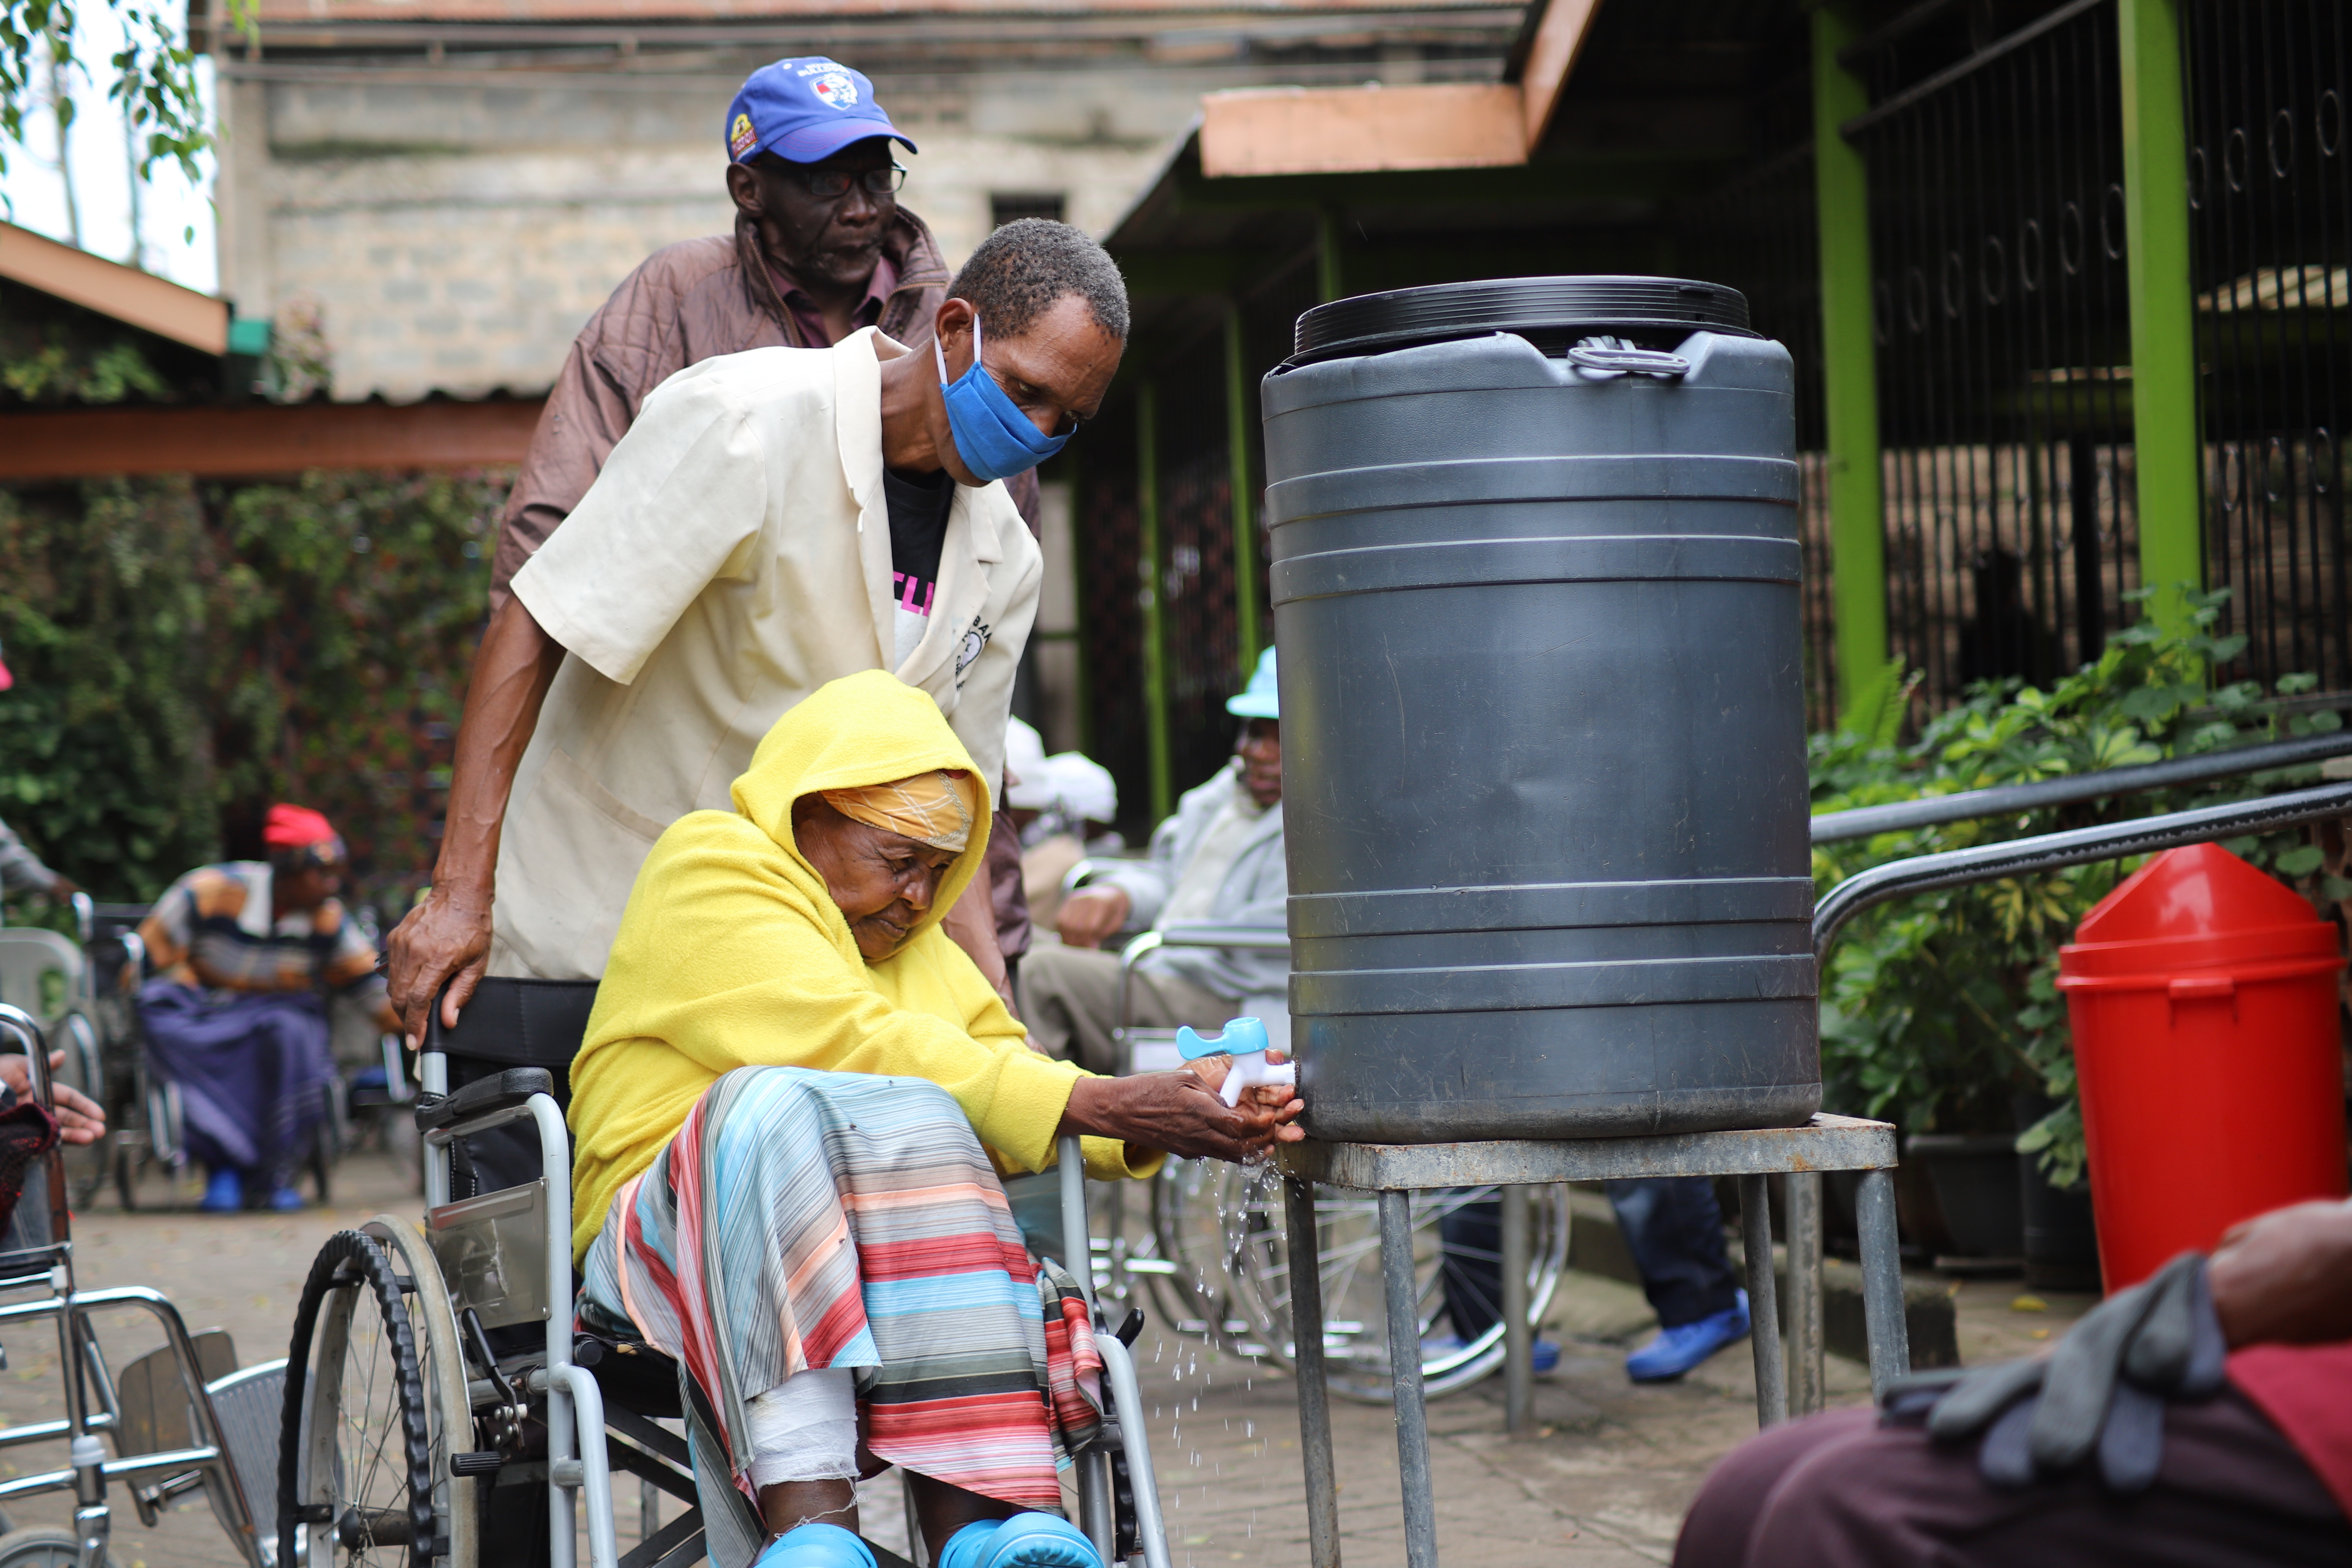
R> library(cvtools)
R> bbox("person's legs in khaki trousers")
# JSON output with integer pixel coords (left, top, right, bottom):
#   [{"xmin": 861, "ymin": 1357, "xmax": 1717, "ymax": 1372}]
[{"xmin": 1017, "ymin": 942, "xmax": 1233, "ymax": 1075}]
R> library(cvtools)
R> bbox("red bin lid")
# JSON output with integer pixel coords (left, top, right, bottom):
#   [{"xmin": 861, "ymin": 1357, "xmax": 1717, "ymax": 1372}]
[{"xmin": 2059, "ymin": 844, "xmax": 2341, "ymax": 981}]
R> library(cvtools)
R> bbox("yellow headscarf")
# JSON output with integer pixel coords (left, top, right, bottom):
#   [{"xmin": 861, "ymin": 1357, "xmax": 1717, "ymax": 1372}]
[{"xmin": 821, "ymin": 769, "xmax": 981, "ymax": 851}]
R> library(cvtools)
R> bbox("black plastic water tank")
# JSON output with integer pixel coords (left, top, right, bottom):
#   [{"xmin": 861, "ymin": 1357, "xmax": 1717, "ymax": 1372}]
[{"xmin": 1264, "ymin": 276, "xmax": 1818, "ymax": 1142}]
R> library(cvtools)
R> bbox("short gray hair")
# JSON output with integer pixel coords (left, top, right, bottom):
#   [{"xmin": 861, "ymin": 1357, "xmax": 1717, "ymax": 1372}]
[{"xmin": 948, "ymin": 219, "xmax": 1130, "ymax": 342}]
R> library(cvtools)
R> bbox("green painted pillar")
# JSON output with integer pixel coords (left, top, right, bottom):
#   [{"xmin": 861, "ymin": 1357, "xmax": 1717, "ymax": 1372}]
[
  {"xmin": 1224, "ymin": 303, "xmax": 1263, "ymax": 679},
  {"xmin": 1811, "ymin": 3, "xmax": 1890, "ymax": 730},
  {"xmin": 1138, "ymin": 380, "xmax": 1173, "ymax": 824},
  {"xmin": 2118, "ymin": 0, "xmax": 2203, "ymax": 625}
]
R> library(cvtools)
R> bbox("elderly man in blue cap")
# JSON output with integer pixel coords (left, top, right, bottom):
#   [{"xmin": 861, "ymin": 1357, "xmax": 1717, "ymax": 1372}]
[{"xmin": 1020, "ymin": 647, "xmax": 1288, "ymax": 1073}]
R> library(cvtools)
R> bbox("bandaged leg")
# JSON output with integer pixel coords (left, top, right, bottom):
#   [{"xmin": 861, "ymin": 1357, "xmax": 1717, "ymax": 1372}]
[{"xmin": 745, "ymin": 1368, "xmax": 860, "ymax": 1488}]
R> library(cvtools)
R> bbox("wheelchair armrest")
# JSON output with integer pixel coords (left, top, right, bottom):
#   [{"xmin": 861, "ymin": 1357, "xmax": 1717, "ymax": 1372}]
[
  {"xmin": 416, "ymin": 1068, "xmax": 554, "ymax": 1134},
  {"xmin": 1150, "ymin": 922, "xmax": 1290, "ymax": 951}
]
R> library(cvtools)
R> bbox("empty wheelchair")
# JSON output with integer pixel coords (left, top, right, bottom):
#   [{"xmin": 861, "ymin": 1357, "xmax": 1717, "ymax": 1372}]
[
  {"xmin": 0, "ymin": 1003, "xmax": 287, "ymax": 1568},
  {"xmin": 275, "ymin": 978, "xmax": 1179, "ymax": 1568}
]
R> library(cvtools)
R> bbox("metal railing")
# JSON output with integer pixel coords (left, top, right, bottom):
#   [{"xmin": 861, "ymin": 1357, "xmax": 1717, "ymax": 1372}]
[
  {"xmin": 1811, "ymin": 727, "xmax": 2352, "ymax": 842},
  {"xmin": 1814, "ymin": 778, "xmax": 2352, "ymax": 963}
]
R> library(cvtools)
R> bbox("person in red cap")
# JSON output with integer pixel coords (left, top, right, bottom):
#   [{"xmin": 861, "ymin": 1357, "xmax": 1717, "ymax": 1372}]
[{"xmin": 134, "ymin": 804, "xmax": 401, "ymax": 1211}]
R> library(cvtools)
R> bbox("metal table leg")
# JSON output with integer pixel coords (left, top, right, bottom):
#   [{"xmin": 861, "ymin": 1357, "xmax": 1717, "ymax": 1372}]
[
  {"xmin": 1737, "ymin": 1174, "xmax": 1786, "ymax": 1427},
  {"xmin": 1784, "ymin": 1172, "xmax": 1825, "ymax": 1417},
  {"xmin": 1854, "ymin": 1168, "xmax": 1911, "ymax": 1398},
  {"xmin": 1501, "ymin": 1184, "xmax": 1531, "ymax": 1434},
  {"xmin": 1378, "ymin": 1190, "xmax": 1440, "ymax": 1568},
  {"xmin": 1285, "ymin": 1177, "xmax": 1342, "ymax": 1568}
]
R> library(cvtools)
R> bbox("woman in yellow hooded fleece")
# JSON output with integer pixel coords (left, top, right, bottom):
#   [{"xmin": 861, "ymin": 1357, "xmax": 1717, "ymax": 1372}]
[{"xmin": 570, "ymin": 670, "xmax": 1302, "ymax": 1568}]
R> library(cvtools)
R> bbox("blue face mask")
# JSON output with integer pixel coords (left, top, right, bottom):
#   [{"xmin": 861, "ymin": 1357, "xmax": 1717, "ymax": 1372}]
[{"xmin": 934, "ymin": 314, "xmax": 1072, "ymax": 483}]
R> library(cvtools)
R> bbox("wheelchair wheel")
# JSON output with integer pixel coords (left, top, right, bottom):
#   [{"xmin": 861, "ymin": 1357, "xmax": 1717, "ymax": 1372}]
[
  {"xmin": 360, "ymin": 1215, "xmax": 479, "ymax": 1568},
  {"xmin": 1184, "ymin": 1172, "xmax": 1570, "ymax": 1403},
  {"xmin": 52, "ymin": 1011, "xmax": 107, "ymax": 1208},
  {"xmin": 279, "ymin": 1230, "xmax": 449, "ymax": 1568},
  {"xmin": 0, "ymin": 1526, "xmax": 119, "ymax": 1566},
  {"xmin": 1144, "ymin": 1157, "xmax": 1269, "ymax": 1344},
  {"xmin": 113, "ymin": 1070, "xmax": 190, "ymax": 1212}
]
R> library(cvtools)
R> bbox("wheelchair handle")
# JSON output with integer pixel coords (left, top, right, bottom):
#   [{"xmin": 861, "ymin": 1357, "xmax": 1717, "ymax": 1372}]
[{"xmin": 0, "ymin": 1004, "xmax": 55, "ymax": 1115}]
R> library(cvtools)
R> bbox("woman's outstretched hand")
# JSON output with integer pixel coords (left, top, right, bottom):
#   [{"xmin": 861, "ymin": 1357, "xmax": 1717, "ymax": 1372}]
[{"xmin": 1060, "ymin": 1050, "xmax": 1305, "ymax": 1164}]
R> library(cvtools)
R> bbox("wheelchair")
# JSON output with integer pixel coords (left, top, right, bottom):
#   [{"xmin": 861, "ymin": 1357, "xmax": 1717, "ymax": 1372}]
[
  {"xmin": 275, "ymin": 979, "xmax": 1179, "ymax": 1568},
  {"xmin": 0, "ymin": 1003, "xmax": 288, "ymax": 1568},
  {"xmin": 0, "ymin": 897, "xmax": 110, "ymax": 1209},
  {"xmin": 78, "ymin": 901, "xmax": 349, "ymax": 1213},
  {"xmin": 1071, "ymin": 887, "xmax": 1573, "ymax": 1403}
]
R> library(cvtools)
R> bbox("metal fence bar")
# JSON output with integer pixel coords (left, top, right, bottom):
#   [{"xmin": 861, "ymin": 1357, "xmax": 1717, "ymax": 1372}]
[
  {"xmin": 1810, "ymin": 727, "xmax": 2352, "ymax": 841},
  {"xmin": 1813, "ymin": 777, "xmax": 2352, "ymax": 961}
]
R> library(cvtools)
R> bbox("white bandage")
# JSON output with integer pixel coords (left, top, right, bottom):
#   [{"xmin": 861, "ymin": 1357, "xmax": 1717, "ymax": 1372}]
[{"xmin": 744, "ymin": 1367, "xmax": 860, "ymax": 1488}]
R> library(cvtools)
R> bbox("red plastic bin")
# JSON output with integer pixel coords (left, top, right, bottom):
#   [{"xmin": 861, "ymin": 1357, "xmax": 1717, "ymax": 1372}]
[{"xmin": 2056, "ymin": 843, "xmax": 2346, "ymax": 1291}]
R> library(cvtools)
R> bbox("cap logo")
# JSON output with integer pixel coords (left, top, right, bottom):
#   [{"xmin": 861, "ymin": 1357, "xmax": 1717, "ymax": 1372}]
[
  {"xmin": 810, "ymin": 70, "xmax": 859, "ymax": 110},
  {"xmin": 729, "ymin": 111, "xmax": 757, "ymax": 158}
]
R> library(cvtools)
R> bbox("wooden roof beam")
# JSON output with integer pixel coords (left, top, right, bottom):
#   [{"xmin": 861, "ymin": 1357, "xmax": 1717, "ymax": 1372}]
[
  {"xmin": 0, "ymin": 220, "xmax": 230, "ymax": 355},
  {"xmin": 1195, "ymin": 0, "xmax": 1603, "ymax": 178}
]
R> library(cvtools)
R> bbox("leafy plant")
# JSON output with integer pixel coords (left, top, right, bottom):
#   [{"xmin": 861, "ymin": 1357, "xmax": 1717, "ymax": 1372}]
[
  {"xmin": 2, "ymin": 0, "xmax": 254, "ymax": 185},
  {"xmin": 1813, "ymin": 588, "xmax": 2343, "ymax": 1185},
  {"xmin": 0, "ymin": 469, "xmax": 500, "ymax": 929}
]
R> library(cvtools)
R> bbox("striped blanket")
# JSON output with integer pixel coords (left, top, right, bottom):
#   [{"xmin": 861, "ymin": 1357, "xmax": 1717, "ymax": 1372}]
[{"xmin": 581, "ymin": 1066, "xmax": 1102, "ymax": 1508}]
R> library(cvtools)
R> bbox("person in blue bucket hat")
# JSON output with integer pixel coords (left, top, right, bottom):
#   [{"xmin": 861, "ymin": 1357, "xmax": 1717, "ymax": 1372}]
[{"xmin": 1021, "ymin": 645, "xmax": 1290, "ymax": 1072}]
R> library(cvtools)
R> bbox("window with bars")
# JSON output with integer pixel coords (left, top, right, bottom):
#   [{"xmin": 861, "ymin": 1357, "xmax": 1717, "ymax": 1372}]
[
  {"xmin": 1848, "ymin": 0, "xmax": 2141, "ymax": 706},
  {"xmin": 2185, "ymin": 0, "xmax": 2352, "ymax": 695},
  {"xmin": 989, "ymin": 193, "xmax": 1067, "ymax": 229}
]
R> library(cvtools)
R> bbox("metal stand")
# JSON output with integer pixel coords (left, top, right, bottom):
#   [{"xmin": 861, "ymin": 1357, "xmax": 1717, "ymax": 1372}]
[{"xmin": 1277, "ymin": 1114, "xmax": 1905, "ymax": 1568}]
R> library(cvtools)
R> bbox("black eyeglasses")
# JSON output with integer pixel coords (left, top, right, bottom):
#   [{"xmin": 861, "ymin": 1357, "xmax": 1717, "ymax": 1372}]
[{"xmin": 798, "ymin": 163, "xmax": 907, "ymax": 200}]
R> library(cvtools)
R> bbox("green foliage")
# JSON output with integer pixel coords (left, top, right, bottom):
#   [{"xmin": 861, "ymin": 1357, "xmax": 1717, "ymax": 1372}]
[
  {"xmin": 2, "ymin": 0, "xmax": 253, "ymax": 183},
  {"xmin": 0, "ymin": 469, "xmax": 500, "ymax": 927},
  {"xmin": 2, "ymin": 329, "xmax": 166, "ymax": 403},
  {"xmin": 1813, "ymin": 588, "xmax": 2341, "ymax": 1184}
]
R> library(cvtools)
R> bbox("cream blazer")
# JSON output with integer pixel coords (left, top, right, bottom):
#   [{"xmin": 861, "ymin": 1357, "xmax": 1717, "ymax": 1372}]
[{"xmin": 493, "ymin": 329, "xmax": 1042, "ymax": 980}]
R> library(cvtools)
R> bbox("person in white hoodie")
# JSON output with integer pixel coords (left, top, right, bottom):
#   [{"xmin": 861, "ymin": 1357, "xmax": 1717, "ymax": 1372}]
[{"xmin": 1018, "ymin": 647, "xmax": 1285, "ymax": 1074}]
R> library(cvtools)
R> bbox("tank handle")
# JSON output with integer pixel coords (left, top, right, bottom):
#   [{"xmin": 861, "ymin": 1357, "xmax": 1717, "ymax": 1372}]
[{"xmin": 1566, "ymin": 341, "xmax": 1691, "ymax": 379}]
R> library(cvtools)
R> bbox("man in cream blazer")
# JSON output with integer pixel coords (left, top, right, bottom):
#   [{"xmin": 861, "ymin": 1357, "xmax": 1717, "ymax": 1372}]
[{"xmin": 387, "ymin": 220, "xmax": 1129, "ymax": 1032}]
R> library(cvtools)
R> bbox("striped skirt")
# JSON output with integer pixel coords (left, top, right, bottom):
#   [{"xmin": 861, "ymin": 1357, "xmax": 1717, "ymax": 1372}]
[{"xmin": 580, "ymin": 1066, "xmax": 1101, "ymax": 1508}]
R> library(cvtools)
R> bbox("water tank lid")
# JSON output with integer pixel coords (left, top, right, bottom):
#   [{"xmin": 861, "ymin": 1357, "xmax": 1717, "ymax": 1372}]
[{"xmin": 1289, "ymin": 275, "xmax": 1756, "ymax": 365}]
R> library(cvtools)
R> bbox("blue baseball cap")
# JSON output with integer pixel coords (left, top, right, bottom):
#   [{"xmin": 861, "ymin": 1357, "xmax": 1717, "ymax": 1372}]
[{"xmin": 725, "ymin": 58, "xmax": 916, "ymax": 167}]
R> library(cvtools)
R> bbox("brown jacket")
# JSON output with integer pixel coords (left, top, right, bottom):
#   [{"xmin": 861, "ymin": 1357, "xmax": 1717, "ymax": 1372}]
[{"xmin": 491, "ymin": 206, "xmax": 1038, "ymax": 608}]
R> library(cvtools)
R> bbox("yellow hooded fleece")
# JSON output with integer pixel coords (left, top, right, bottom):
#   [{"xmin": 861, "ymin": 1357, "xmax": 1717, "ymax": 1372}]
[{"xmin": 567, "ymin": 670, "xmax": 1155, "ymax": 1263}]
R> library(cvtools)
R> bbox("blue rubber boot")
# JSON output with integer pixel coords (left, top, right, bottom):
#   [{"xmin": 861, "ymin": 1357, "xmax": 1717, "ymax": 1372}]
[
  {"xmin": 939, "ymin": 1513, "xmax": 1104, "ymax": 1568},
  {"xmin": 1625, "ymin": 1289, "xmax": 1751, "ymax": 1383},
  {"xmin": 199, "ymin": 1168, "xmax": 243, "ymax": 1213},
  {"xmin": 263, "ymin": 1184, "xmax": 307, "ymax": 1212},
  {"xmin": 753, "ymin": 1522, "xmax": 877, "ymax": 1568}
]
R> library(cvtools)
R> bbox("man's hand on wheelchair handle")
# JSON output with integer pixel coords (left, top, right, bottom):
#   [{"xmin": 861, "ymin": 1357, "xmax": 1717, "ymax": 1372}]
[
  {"xmin": 387, "ymin": 881, "xmax": 494, "ymax": 1042},
  {"xmin": 1061, "ymin": 1048, "xmax": 1304, "ymax": 1164},
  {"xmin": 1055, "ymin": 885, "xmax": 1130, "ymax": 950},
  {"xmin": 0, "ymin": 1053, "xmax": 104, "ymax": 1144}
]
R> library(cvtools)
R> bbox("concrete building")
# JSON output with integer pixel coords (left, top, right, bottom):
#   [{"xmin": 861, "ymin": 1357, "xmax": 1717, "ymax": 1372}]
[{"xmin": 207, "ymin": 0, "xmax": 1525, "ymax": 406}]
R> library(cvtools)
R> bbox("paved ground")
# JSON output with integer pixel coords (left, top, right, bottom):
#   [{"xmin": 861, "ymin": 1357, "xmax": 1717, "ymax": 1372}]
[{"xmin": 0, "ymin": 1153, "xmax": 2095, "ymax": 1568}]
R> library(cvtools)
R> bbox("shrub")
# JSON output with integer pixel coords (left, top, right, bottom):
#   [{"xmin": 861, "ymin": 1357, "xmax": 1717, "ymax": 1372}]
[{"xmin": 1811, "ymin": 589, "xmax": 2343, "ymax": 1184}]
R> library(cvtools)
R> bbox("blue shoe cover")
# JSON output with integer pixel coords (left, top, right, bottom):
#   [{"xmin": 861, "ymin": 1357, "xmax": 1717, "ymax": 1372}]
[
  {"xmin": 940, "ymin": 1513, "xmax": 1104, "ymax": 1568},
  {"xmin": 199, "ymin": 1169, "xmax": 242, "ymax": 1213},
  {"xmin": 265, "ymin": 1184, "xmax": 306, "ymax": 1212},
  {"xmin": 754, "ymin": 1522, "xmax": 877, "ymax": 1568},
  {"xmin": 1625, "ymin": 1289, "xmax": 1751, "ymax": 1383}
]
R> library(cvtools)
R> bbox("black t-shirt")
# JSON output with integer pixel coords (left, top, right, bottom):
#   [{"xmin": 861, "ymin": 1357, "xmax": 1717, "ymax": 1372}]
[{"xmin": 884, "ymin": 465, "xmax": 955, "ymax": 667}]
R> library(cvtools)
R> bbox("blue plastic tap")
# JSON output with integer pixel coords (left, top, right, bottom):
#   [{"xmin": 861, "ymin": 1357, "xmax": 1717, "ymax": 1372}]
[{"xmin": 1174, "ymin": 1017, "xmax": 1297, "ymax": 1107}]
